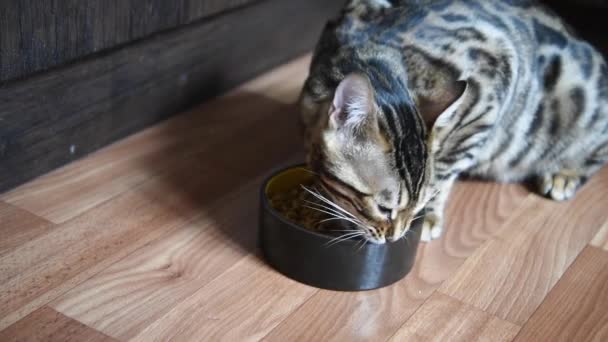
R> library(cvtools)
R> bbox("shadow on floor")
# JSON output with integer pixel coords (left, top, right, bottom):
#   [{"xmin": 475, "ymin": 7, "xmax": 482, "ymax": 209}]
[{"xmin": 135, "ymin": 91, "xmax": 305, "ymax": 260}]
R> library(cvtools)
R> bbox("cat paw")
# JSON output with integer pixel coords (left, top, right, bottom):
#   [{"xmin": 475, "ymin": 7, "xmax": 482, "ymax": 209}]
[
  {"xmin": 538, "ymin": 171, "xmax": 581, "ymax": 201},
  {"xmin": 420, "ymin": 213, "xmax": 443, "ymax": 242}
]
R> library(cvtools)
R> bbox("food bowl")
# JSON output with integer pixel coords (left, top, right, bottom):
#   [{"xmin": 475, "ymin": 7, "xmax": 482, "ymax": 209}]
[{"xmin": 259, "ymin": 165, "xmax": 423, "ymax": 291}]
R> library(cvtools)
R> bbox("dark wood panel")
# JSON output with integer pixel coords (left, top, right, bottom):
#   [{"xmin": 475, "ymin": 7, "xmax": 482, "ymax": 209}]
[
  {"xmin": 0, "ymin": 0, "xmax": 345, "ymax": 193},
  {"xmin": 0, "ymin": 0, "xmax": 257, "ymax": 81},
  {"xmin": 551, "ymin": 0, "xmax": 608, "ymax": 9},
  {"xmin": 546, "ymin": 2, "xmax": 608, "ymax": 56},
  {"xmin": 3, "ymin": 4, "xmax": 598, "ymax": 90}
]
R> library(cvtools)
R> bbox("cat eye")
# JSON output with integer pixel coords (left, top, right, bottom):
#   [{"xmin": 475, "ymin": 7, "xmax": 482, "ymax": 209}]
[{"xmin": 377, "ymin": 205, "xmax": 392, "ymax": 215}]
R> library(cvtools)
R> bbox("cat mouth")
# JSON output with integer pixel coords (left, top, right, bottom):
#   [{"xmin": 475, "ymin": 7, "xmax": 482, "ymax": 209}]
[{"xmin": 366, "ymin": 235, "xmax": 387, "ymax": 244}]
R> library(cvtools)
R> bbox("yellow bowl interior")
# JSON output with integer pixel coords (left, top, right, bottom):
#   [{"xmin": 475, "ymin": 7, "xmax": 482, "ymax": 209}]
[{"xmin": 265, "ymin": 166, "xmax": 314, "ymax": 198}]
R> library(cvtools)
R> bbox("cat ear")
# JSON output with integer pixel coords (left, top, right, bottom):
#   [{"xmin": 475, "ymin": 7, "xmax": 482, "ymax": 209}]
[
  {"xmin": 329, "ymin": 73, "xmax": 375, "ymax": 131},
  {"xmin": 417, "ymin": 80, "xmax": 467, "ymax": 129}
]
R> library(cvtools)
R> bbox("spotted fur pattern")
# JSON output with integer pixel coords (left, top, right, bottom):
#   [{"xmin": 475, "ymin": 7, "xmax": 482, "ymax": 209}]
[{"xmin": 299, "ymin": 0, "xmax": 608, "ymax": 243}]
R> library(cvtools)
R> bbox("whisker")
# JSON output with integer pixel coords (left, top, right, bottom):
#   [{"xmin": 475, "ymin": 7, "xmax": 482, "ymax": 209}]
[
  {"xmin": 428, "ymin": 189, "xmax": 441, "ymax": 201},
  {"xmin": 412, "ymin": 213, "xmax": 425, "ymax": 221},
  {"xmin": 325, "ymin": 232, "xmax": 365, "ymax": 247},
  {"xmin": 303, "ymin": 205, "xmax": 345, "ymax": 220},
  {"xmin": 305, "ymin": 188, "xmax": 351, "ymax": 216},
  {"xmin": 300, "ymin": 168, "xmax": 319, "ymax": 176},
  {"xmin": 356, "ymin": 238, "xmax": 368, "ymax": 252},
  {"xmin": 352, "ymin": 238, "xmax": 363, "ymax": 251},
  {"xmin": 319, "ymin": 217, "xmax": 365, "ymax": 227},
  {"xmin": 401, "ymin": 229, "xmax": 419, "ymax": 247},
  {"xmin": 326, "ymin": 231, "xmax": 362, "ymax": 240},
  {"xmin": 302, "ymin": 186, "xmax": 357, "ymax": 219},
  {"xmin": 303, "ymin": 205, "xmax": 364, "ymax": 228},
  {"xmin": 302, "ymin": 198, "xmax": 351, "ymax": 217},
  {"xmin": 404, "ymin": 235, "xmax": 411, "ymax": 248},
  {"xmin": 303, "ymin": 200, "xmax": 350, "ymax": 220},
  {"xmin": 325, "ymin": 231, "xmax": 361, "ymax": 243},
  {"xmin": 302, "ymin": 197, "xmax": 366, "ymax": 227},
  {"xmin": 325, "ymin": 230, "xmax": 365, "ymax": 245}
]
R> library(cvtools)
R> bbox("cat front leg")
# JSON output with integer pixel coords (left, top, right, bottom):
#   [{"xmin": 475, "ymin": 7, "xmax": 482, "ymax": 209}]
[{"xmin": 420, "ymin": 175, "xmax": 457, "ymax": 242}]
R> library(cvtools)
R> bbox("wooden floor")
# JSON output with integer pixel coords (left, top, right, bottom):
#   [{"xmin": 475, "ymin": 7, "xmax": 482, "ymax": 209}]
[{"xmin": 1, "ymin": 55, "xmax": 608, "ymax": 342}]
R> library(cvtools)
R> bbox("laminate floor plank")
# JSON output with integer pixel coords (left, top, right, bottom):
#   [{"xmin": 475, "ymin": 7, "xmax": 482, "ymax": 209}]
[
  {"xmin": 130, "ymin": 255, "xmax": 318, "ymax": 342},
  {"xmin": 440, "ymin": 167, "xmax": 608, "ymax": 325},
  {"xmin": 0, "ymin": 201, "xmax": 53, "ymax": 257},
  {"xmin": 2, "ymin": 55, "xmax": 607, "ymax": 341},
  {"xmin": 0, "ymin": 91, "xmax": 303, "ymax": 331},
  {"xmin": 51, "ymin": 177, "xmax": 270, "ymax": 340},
  {"xmin": 0, "ymin": 306, "xmax": 116, "ymax": 342},
  {"xmin": 514, "ymin": 246, "xmax": 608, "ymax": 342},
  {"xmin": 263, "ymin": 181, "xmax": 530, "ymax": 342},
  {"xmin": 388, "ymin": 293, "xmax": 520, "ymax": 342}
]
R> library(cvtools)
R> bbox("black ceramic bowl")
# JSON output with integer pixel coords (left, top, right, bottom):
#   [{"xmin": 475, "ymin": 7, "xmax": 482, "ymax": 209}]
[{"xmin": 259, "ymin": 165, "xmax": 423, "ymax": 291}]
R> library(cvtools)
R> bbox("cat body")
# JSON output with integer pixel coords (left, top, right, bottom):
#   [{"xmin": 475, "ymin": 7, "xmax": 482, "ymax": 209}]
[{"xmin": 300, "ymin": 0, "xmax": 608, "ymax": 242}]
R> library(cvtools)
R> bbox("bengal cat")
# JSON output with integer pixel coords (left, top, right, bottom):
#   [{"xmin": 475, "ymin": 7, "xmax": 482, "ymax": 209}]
[{"xmin": 299, "ymin": 0, "xmax": 608, "ymax": 243}]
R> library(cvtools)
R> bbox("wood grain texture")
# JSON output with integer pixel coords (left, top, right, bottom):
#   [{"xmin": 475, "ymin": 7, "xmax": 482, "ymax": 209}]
[
  {"xmin": 0, "ymin": 306, "xmax": 115, "ymax": 342},
  {"xmin": 0, "ymin": 0, "xmax": 256, "ymax": 82},
  {"xmin": 0, "ymin": 93, "xmax": 292, "ymax": 282},
  {"xmin": 591, "ymin": 221, "xmax": 608, "ymax": 251},
  {"xmin": 2, "ymin": 92, "xmax": 298, "ymax": 223},
  {"xmin": 0, "ymin": 201, "xmax": 52, "ymax": 256},
  {"xmin": 440, "ymin": 167, "xmax": 608, "ymax": 325},
  {"xmin": 130, "ymin": 255, "xmax": 317, "ymax": 342},
  {"xmin": 514, "ymin": 246, "xmax": 608, "ymax": 342},
  {"xmin": 388, "ymin": 293, "xmax": 520, "ymax": 342},
  {"xmin": 240, "ymin": 54, "xmax": 312, "ymax": 104},
  {"xmin": 0, "ymin": 184, "xmax": 193, "ymax": 331},
  {"xmin": 2, "ymin": 53, "xmax": 608, "ymax": 340},
  {"xmin": 51, "ymin": 178, "xmax": 266, "ymax": 340},
  {"xmin": 263, "ymin": 181, "xmax": 529, "ymax": 341},
  {"xmin": 0, "ymin": 92, "xmax": 303, "ymax": 330},
  {"xmin": 0, "ymin": 0, "xmax": 343, "ymax": 193}
]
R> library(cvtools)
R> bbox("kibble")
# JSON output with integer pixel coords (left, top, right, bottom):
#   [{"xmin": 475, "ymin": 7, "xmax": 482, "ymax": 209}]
[{"xmin": 268, "ymin": 185, "xmax": 334, "ymax": 233}]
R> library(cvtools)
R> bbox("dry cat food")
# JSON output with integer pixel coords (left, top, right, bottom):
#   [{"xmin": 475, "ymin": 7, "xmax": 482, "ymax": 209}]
[{"xmin": 268, "ymin": 186, "xmax": 335, "ymax": 233}]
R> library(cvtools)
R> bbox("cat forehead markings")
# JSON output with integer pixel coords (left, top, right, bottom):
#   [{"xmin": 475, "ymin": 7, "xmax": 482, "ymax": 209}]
[
  {"xmin": 379, "ymin": 189, "xmax": 392, "ymax": 201},
  {"xmin": 324, "ymin": 141, "xmax": 391, "ymax": 196}
]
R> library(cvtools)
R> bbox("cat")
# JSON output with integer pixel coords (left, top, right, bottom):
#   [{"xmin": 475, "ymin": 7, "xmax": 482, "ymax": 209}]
[{"xmin": 299, "ymin": 0, "xmax": 608, "ymax": 243}]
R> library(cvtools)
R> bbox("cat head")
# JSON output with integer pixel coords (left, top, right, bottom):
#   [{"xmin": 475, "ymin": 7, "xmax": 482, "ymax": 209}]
[{"xmin": 301, "ymin": 72, "xmax": 466, "ymax": 243}]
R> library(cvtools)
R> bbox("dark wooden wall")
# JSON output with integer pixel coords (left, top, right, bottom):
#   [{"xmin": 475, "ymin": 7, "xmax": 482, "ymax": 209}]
[
  {"xmin": 0, "ymin": 0, "xmax": 346, "ymax": 193},
  {"xmin": 0, "ymin": 0, "xmax": 257, "ymax": 82}
]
